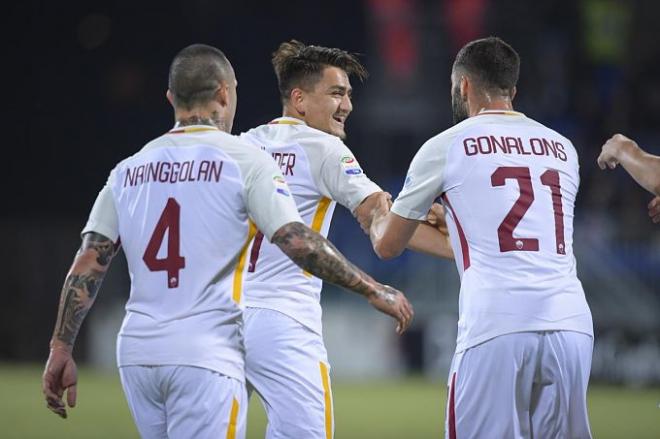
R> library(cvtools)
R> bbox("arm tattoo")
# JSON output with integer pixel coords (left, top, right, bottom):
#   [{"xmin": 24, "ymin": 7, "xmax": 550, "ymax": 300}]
[
  {"xmin": 272, "ymin": 222, "xmax": 377, "ymax": 297},
  {"xmin": 53, "ymin": 232, "xmax": 117, "ymax": 347}
]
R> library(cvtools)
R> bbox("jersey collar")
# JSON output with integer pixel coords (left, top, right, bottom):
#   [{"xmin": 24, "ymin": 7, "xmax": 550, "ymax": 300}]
[
  {"xmin": 168, "ymin": 124, "xmax": 220, "ymax": 134},
  {"xmin": 476, "ymin": 109, "xmax": 525, "ymax": 117},
  {"xmin": 268, "ymin": 116, "xmax": 306, "ymax": 125}
]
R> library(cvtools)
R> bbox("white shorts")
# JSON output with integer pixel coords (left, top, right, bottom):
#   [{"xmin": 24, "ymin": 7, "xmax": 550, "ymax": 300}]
[
  {"xmin": 445, "ymin": 331, "xmax": 593, "ymax": 439},
  {"xmin": 119, "ymin": 365, "xmax": 247, "ymax": 439},
  {"xmin": 244, "ymin": 307, "xmax": 334, "ymax": 439}
]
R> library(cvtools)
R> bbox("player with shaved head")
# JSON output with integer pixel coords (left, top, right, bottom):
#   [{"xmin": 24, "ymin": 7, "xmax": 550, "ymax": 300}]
[{"xmin": 42, "ymin": 43, "xmax": 412, "ymax": 439}]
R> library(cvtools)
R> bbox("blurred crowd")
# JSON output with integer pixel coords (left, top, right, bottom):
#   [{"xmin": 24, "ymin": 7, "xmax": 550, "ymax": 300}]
[
  {"xmin": 5, "ymin": 1, "xmax": 658, "ymax": 383},
  {"xmin": 362, "ymin": 0, "xmax": 659, "ymax": 244}
]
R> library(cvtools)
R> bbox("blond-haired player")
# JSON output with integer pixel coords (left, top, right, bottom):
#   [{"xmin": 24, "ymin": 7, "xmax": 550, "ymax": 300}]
[
  {"xmin": 41, "ymin": 43, "xmax": 412, "ymax": 439},
  {"xmin": 239, "ymin": 40, "xmax": 448, "ymax": 439}
]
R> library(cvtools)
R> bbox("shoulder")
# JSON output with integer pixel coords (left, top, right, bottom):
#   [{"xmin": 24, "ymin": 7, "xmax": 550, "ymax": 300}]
[
  {"xmin": 241, "ymin": 122, "xmax": 340, "ymax": 152},
  {"xmin": 289, "ymin": 125, "xmax": 345, "ymax": 153},
  {"xmin": 521, "ymin": 115, "xmax": 577, "ymax": 152},
  {"xmin": 112, "ymin": 136, "xmax": 166, "ymax": 171},
  {"xmin": 240, "ymin": 124, "xmax": 271, "ymax": 147},
  {"xmin": 263, "ymin": 124, "xmax": 348, "ymax": 160},
  {"xmin": 418, "ymin": 121, "xmax": 471, "ymax": 153},
  {"xmin": 206, "ymin": 130, "xmax": 253, "ymax": 149},
  {"xmin": 226, "ymin": 135, "xmax": 273, "ymax": 166},
  {"xmin": 521, "ymin": 115, "xmax": 561, "ymax": 135}
]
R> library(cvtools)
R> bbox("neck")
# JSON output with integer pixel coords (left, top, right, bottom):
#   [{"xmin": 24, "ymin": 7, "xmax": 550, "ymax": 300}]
[
  {"xmin": 175, "ymin": 107, "xmax": 229, "ymax": 132},
  {"xmin": 282, "ymin": 105, "xmax": 305, "ymax": 122},
  {"xmin": 469, "ymin": 97, "xmax": 514, "ymax": 117}
]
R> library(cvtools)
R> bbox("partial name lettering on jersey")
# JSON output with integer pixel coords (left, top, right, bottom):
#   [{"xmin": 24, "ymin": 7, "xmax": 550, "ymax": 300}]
[
  {"xmin": 257, "ymin": 144, "xmax": 297, "ymax": 177},
  {"xmin": 462, "ymin": 136, "xmax": 567, "ymax": 161},
  {"xmin": 273, "ymin": 175, "xmax": 291, "ymax": 196},
  {"xmin": 339, "ymin": 154, "xmax": 363, "ymax": 176},
  {"xmin": 272, "ymin": 152, "xmax": 296, "ymax": 176},
  {"xmin": 123, "ymin": 160, "xmax": 223, "ymax": 187}
]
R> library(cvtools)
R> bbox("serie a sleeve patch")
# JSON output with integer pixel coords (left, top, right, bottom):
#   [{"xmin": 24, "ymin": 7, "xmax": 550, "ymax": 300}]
[{"xmin": 339, "ymin": 155, "xmax": 363, "ymax": 175}]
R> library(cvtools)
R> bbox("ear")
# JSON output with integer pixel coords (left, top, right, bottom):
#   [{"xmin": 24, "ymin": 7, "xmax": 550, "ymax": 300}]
[
  {"xmin": 510, "ymin": 86, "xmax": 517, "ymax": 101},
  {"xmin": 215, "ymin": 82, "xmax": 229, "ymax": 108},
  {"xmin": 166, "ymin": 89, "xmax": 174, "ymax": 106},
  {"xmin": 460, "ymin": 76, "xmax": 469, "ymax": 100},
  {"xmin": 290, "ymin": 88, "xmax": 306, "ymax": 115}
]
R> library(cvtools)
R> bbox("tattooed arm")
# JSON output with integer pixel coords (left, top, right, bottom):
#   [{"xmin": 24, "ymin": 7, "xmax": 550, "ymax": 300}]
[
  {"xmin": 42, "ymin": 232, "xmax": 118, "ymax": 419},
  {"xmin": 272, "ymin": 222, "xmax": 413, "ymax": 333}
]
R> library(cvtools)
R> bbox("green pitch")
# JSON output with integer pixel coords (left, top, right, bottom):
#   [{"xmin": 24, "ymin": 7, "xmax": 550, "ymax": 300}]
[{"xmin": 2, "ymin": 364, "xmax": 658, "ymax": 438}]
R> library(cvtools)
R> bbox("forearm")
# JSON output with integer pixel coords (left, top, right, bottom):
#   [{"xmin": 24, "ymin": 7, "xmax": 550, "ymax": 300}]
[
  {"xmin": 353, "ymin": 191, "xmax": 391, "ymax": 232},
  {"xmin": 51, "ymin": 232, "xmax": 117, "ymax": 350},
  {"xmin": 370, "ymin": 211, "xmax": 417, "ymax": 260},
  {"xmin": 272, "ymin": 222, "xmax": 380, "ymax": 297},
  {"xmin": 407, "ymin": 223, "xmax": 454, "ymax": 259},
  {"xmin": 617, "ymin": 142, "xmax": 660, "ymax": 196}
]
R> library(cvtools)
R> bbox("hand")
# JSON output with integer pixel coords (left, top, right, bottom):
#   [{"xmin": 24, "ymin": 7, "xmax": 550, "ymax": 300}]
[
  {"xmin": 649, "ymin": 196, "xmax": 660, "ymax": 224},
  {"xmin": 597, "ymin": 133, "xmax": 636, "ymax": 170},
  {"xmin": 367, "ymin": 285, "xmax": 414, "ymax": 334},
  {"xmin": 354, "ymin": 191, "xmax": 392, "ymax": 235},
  {"xmin": 42, "ymin": 346, "xmax": 78, "ymax": 419},
  {"xmin": 425, "ymin": 203, "xmax": 449, "ymax": 236}
]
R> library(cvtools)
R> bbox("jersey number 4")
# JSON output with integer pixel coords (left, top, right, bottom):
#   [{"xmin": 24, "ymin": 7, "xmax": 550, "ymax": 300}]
[
  {"xmin": 143, "ymin": 197, "xmax": 186, "ymax": 288},
  {"xmin": 491, "ymin": 167, "xmax": 565, "ymax": 254}
]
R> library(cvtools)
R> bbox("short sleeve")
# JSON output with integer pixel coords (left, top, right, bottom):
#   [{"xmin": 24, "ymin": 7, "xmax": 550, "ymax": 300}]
[
  {"xmin": 244, "ymin": 153, "xmax": 303, "ymax": 241},
  {"xmin": 81, "ymin": 170, "xmax": 120, "ymax": 242},
  {"xmin": 316, "ymin": 139, "xmax": 381, "ymax": 212},
  {"xmin": 391, "ymin": 136, "xmax": 451, "ymax": 221}
]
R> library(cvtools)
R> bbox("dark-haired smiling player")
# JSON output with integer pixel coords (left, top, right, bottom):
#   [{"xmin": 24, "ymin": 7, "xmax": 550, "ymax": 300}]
[{"xmin": 238, "ymin": 40, "xmax": 451, "ymax": 439}]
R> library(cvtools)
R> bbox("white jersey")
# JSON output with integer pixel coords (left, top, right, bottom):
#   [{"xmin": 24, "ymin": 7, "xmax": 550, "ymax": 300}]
[
  {"xmin": 239, "ymin": 117, "xmax": 381, "ymax": 335},
  {"xmin": 392, "ymin": 110, "xmax": 593, "ymax": 352},
  {"xmin": 82, "ymin": 125, "xmax": 302, "ymax": 381}
]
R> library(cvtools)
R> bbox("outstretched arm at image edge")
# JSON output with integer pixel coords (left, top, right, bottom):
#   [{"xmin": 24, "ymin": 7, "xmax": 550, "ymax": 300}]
[{"xmin": 598, "ymin": 134, "xmax": 660, "ymax": 196}]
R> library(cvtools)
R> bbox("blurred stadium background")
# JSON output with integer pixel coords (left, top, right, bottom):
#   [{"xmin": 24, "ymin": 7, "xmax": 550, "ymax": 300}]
[{"xmin": 4, "ymin": 0, "xmax": 659, "ymax": 437}]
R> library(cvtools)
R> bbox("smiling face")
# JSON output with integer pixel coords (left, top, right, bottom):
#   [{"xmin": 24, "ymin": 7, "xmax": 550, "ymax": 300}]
[{"xmin": 299, "ymin": 66, "xmax": 353, "ymax": 139}]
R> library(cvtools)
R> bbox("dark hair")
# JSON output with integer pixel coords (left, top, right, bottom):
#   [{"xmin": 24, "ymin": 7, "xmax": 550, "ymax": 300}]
[
  {"xmin": 168, "ymin": 44, "xmax": 232, "ymax": 110},
  {"xmin": 272, "ymin": 40, "xmax": 368, "ymax": 102},
  {"xmin": 453, "ymin": 37, "xmax": 520, "ymax": 96}
]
